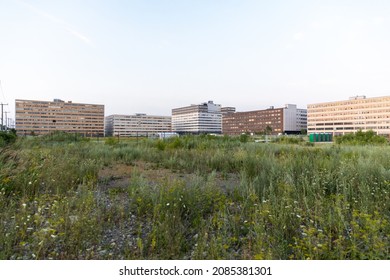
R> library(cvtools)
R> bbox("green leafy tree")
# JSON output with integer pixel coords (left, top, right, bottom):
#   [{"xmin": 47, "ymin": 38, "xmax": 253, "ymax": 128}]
[{"xmin": 264, "ymin": 125, "xmax": 272, "ymax": 135}]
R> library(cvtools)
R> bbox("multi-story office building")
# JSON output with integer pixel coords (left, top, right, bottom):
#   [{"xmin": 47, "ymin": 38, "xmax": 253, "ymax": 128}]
[
  {"xmin": 222, "ymin": 104, "xmax": 307, "ymax": 135},
  {"xmin": 221, "ymin": 107, "xmax": 236, "ymax": 115},
  {"xmin": 223, "ymin": 106, "xmax": 284, "ymax": 135},
  {"xmin": 105, "ymin": 114, "xmax": 171, "ymax": 137},
  {"xmin": 172, "ymin": 101, "xmax": 224, "ymax": 134},
  {"xmin": 283, "ymin": 104, "xmax": 308, "ymax": 133},
  {"xmin": 15, "ymin": 99, "xmax": 104, "ymax": 136},
  {"xmin": 308, "ymin": 95, "xmax": 390, "ymax": 137}
]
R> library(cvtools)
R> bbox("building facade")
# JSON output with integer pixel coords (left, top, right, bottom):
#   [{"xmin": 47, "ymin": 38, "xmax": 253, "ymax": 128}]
[
  {"xmin": 222, "ymin": 104, "xmax": 307, "ymax": 135},
  {"xmin": 105, "ymin": 114, "xmax": 171, "ymax": 137},
  {"xmin": 221, "ymin": 107, "xmax": 236, "ymax": 115},
  {"xmin": 307, "ymin": 95, "xmax": 390, "ymax": 137},
  {"xmin": 15, "ymin": 99, "xmax": 104, "ymax": 136},
  {"xmin": 172, "ymin": 101, "xmax": 223, "ymax": 134},
  {"xmin": 283, "ymin": 104, "xmax": 308, "ymax": 133},
  {"xmin": 223, "ymin": 106, "xmax": 284, "ymax": 135}
]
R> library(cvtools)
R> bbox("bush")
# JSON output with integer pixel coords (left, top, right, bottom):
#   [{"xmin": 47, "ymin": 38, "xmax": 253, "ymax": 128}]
[
  {"xmin": 272, "ymin": 136, "xmax": 304, "ymax": 144},
  {"xmin": 239, "ymin": 134, "xmax": 249, "ymax": 143},
  {"xmin": 0, "ymin": 131, "xmax": 17, "ymax": 146},
  {"xmin": 335, "ymin": 130, "xmax": 388, "ymax": 145},
  {"xmin": 41, "ymin": 131, "xmax": 85, "ymax": 142},
  {"xmin": 155, "ymin": 139, "xmax": 166, "ymax": 151},
  {"xmin": 105, "ymin": 137, "xmax": 119, "ymax": 146}
]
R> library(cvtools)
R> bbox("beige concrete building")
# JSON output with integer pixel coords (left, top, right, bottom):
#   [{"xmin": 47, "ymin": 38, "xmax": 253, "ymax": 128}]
[
  {"xmin": 15, "ymin": 99, "xmax": 104, "ymax": 136},
  {"xmin": 308, "ymin": 95, "xmax": 390, "ymax": 137},
  {"xmin": 105, "ymin": 114, "xmax": 171, "ymax": 137}
]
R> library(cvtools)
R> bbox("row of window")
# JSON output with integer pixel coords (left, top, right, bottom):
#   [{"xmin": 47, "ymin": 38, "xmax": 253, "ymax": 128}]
[
  {"xmin": 308, "ymin": 98, "xmax": 390, "ymax": 108},
  {"xmin": 309, "ymin": 126, "xmax": 390, "ymax": 131}
]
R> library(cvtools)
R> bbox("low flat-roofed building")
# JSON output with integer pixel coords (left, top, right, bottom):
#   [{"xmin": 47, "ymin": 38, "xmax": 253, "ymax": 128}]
[
  {"xmin": 15, "ymin": 99, "xmax": 104, "ymax": 136},
  {"xmin": 105, "ymin": 113, "xmax": 171, "ymax": 137},
  {"xmin": 308, "ymin": 95, "xmax": 390, "ymax": 137}
]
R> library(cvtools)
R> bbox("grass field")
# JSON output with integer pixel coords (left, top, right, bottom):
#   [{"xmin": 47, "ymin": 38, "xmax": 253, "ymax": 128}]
[{"xmin": 0, "ymin": 135, "xmax": 389, "ymax": 259}]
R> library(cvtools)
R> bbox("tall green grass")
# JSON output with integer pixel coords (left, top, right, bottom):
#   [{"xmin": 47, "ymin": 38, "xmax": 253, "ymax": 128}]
[{"xmin": 0, "ymin": 136, "xmax": 389, "ymax": 259}]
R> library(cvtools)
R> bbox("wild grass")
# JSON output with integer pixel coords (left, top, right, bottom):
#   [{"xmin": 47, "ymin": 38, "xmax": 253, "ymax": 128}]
[{"xmin": 0, "ymin": 135, "xmax": 389, "ymax": 259}]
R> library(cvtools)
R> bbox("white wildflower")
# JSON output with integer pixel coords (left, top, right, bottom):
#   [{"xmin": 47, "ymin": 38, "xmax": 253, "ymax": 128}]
[{"xmin": 69, "ymin": 215, "xmax": 79, "ymax": 224}]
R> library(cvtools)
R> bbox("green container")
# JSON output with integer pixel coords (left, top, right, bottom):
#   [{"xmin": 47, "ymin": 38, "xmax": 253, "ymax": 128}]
[{"xmin": 309, "ymin": 133, "xmax": 334, "ymax": 142}]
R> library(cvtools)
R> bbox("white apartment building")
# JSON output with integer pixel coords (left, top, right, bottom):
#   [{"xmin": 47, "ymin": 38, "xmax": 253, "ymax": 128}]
[
  {"xmin": 172, "ymin": 101, "xmax": 223, "ymax": 134},
  {"xmin": 105, "ymin": 114, "xmax": 171, "ymax": 137},
  {"xmin": 308, "ymin": 95, "xmax": 390, "ymax": 136},
  {"xmin": 283, "ymin": 104, "xmax": 308, "ymax": 133}
]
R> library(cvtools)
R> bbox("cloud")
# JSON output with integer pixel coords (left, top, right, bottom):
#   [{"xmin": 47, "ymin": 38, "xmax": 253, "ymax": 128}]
[{"xmin": 15, "ymin": 0, "xmax": 94, "ymax": 47}]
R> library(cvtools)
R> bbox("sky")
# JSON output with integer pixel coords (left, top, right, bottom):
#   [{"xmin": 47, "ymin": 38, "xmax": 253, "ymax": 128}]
[{"xmin": 1, "ymin": 0, "xmax": 390, "ymax": 119}]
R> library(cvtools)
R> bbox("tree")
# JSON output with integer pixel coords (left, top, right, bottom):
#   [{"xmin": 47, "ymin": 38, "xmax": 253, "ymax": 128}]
[
  {"xmin": 239, "ymin": 133, "xmax": 249, "ymax": 143},
  {"xmin": 264, "ymin": 125, "xmax": 272, "ymax": 135}
]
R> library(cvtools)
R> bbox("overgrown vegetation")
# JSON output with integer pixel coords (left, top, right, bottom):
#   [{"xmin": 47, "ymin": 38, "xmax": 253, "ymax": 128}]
[
  {"xmin": 0, "ymin": 130, "xmax": 17, "ymax": 147},
  {"xmin": 272, "ymin": 136, "xmax": 304, "ymax": 145},
  {"xmin": 0, "ymin": 134, "xmax": 389, "ymax": 259},
  {"xmin": 335, "ymin": 130, "xmax": 388, "ymax": 145}
]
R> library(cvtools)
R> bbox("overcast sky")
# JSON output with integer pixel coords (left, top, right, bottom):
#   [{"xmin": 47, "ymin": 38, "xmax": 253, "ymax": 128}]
[{"xmin": 1, "ymin": 0, "xmax": 390, "ymax": 118}]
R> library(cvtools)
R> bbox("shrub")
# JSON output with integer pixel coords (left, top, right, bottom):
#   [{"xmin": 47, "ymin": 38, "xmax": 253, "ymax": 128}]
[
  {"xmin": 0, "ymin": 131, "xmax": 17, "ymax": 146},
  {"xmin": 239, "ymin": 134, "xmax": 249, "ymax": 143},
  {"xmin": 155, "ymin": 139, "xmax": 166, "ymax": 151},
  {"xmin": 41, "ymin": 131, "xmax": 84, "ymax": 142},
  {"xmin": 335, "ymin": 130, "xmax": 388, "ymax": 145},
  {"xmin": 105, "ymin": 137, "xmax": 119, "ymax": 146},
  {"xmin": 272, "ymin": 136, "xmax": 303, "ymax": 144}
]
